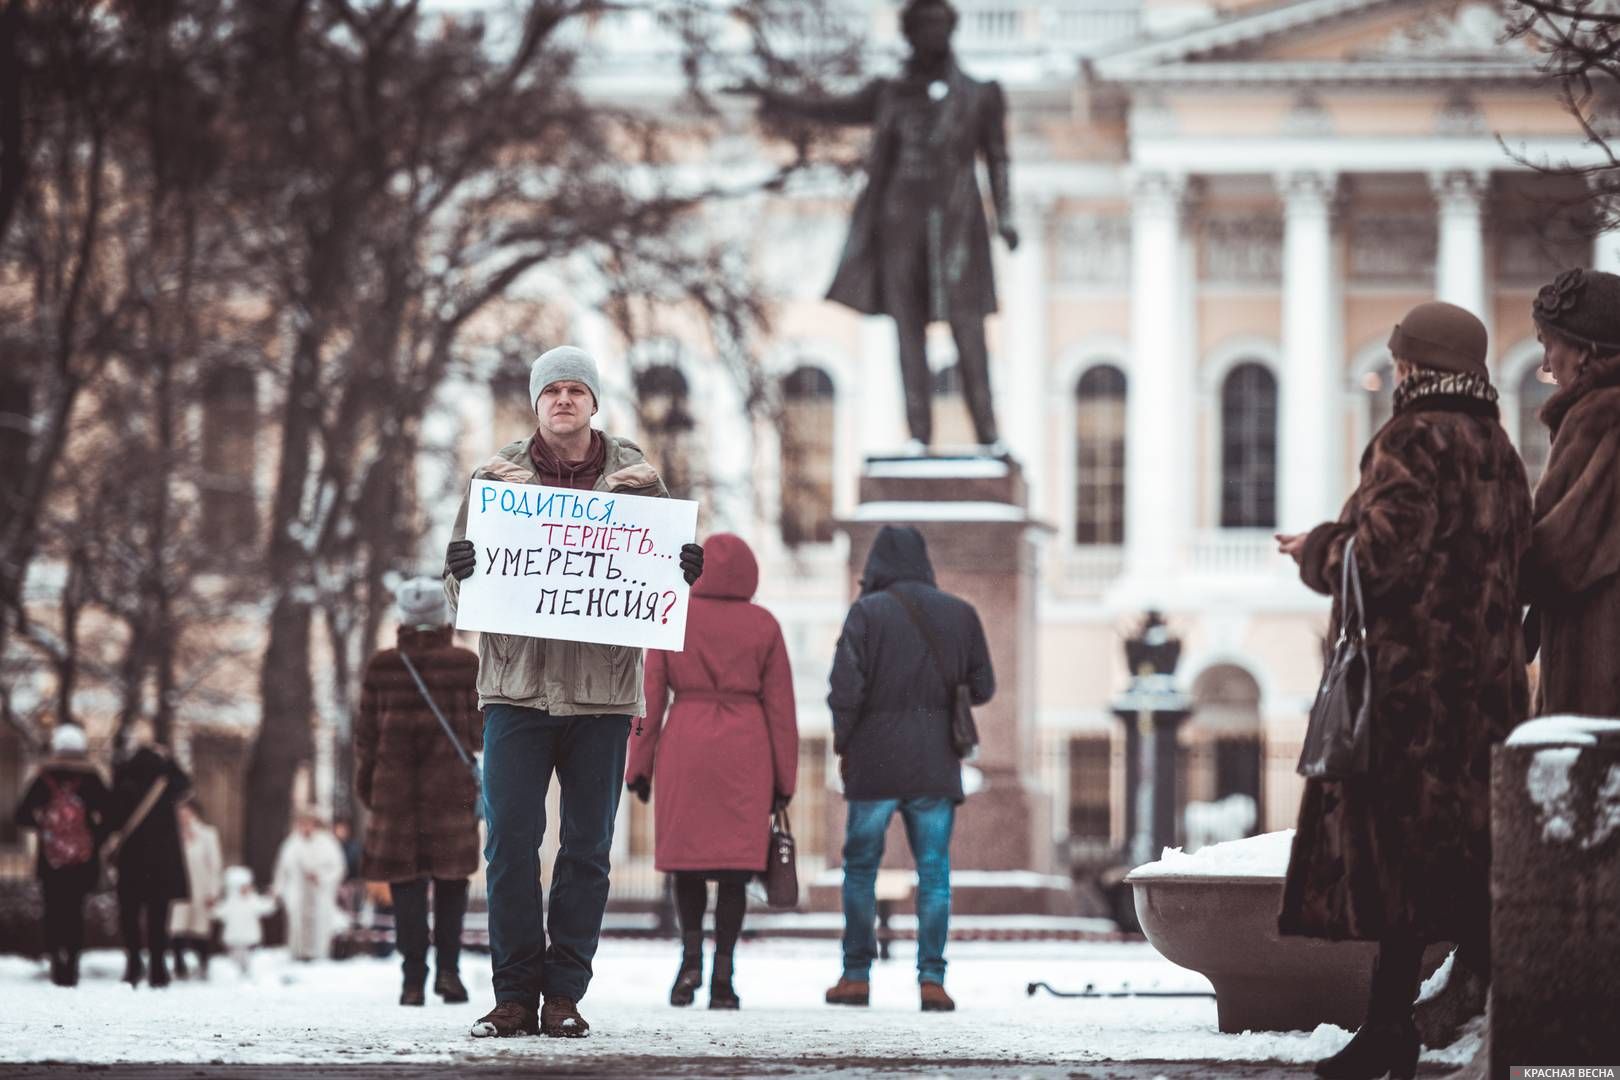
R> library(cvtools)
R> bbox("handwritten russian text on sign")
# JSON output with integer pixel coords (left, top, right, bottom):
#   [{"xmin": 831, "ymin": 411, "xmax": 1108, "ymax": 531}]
[{"xmin": 454, "ymin": 479, "xmax": 698, "ymax": 651}]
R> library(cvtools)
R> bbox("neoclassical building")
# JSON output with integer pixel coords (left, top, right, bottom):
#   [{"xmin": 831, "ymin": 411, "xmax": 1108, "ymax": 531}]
[
  {"xmin": 4, "ymin": 0, "xmax": 1597, "ymax": 902},
  {"xmin": 498, "ymin": 0, "xmax": 1598, "ymax": 896}
]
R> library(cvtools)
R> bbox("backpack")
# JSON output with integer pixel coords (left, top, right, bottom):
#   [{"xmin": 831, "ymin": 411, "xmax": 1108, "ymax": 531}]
[{"xmin": 40, "ymin": 774, "xmax": 94, "ymax": 870}]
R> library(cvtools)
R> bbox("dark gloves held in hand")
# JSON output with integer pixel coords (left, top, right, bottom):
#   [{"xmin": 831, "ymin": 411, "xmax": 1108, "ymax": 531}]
[
  {"xmin": 627, "ymin": 775, "xmax": 651, "ymax": 804},
  {"xmin": 446, "ymin": 539, "xmax": 477, "ymax": 581},
  {"xmin": 680, "ymin": 543, "xmax": 704, "ymax": 586},
  {"xmin": 772, "ymin": 792, "xmax": 791, "ymax": 814}
]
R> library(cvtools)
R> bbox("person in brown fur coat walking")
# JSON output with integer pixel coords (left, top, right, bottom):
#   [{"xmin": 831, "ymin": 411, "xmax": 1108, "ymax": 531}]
[
  {"xmin": 1276, "ymin": 301, "xmax": 1532, "ymax": 1080},
  {"xmin": 356, "ymin": 577, "xmax": 483, "ymax": 1007},
  {"xmin": 1522, "ymin": 267, "xmax": 1620, "ymax": 719}
]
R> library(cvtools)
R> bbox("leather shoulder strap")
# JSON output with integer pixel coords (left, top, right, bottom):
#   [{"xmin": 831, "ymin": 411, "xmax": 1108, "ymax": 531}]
[{"xmin": 887, "ymin": 586, "xmax": 957, "ymax": 696}]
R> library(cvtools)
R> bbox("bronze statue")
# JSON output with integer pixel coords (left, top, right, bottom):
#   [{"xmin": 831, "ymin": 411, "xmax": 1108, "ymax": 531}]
[{"xmin": 740, "ymin": 0, "xmax": 1017, "ymax": 452}]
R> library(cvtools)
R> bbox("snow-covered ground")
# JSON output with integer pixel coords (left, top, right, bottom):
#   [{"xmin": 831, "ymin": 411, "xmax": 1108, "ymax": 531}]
[{"xmin": 0, "ymin": 939, "xmax": 1481, "ymax": 1068}]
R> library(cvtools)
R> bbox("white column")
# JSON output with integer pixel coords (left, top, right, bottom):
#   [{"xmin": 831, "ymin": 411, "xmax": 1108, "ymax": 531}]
[
  {"xmin": 999, "ymin": 191, "xmax": 1055, "ymax": 508},
  {"xmin": 1432, "ymin": 170, "xmax": 1490, "ymax": 323},
  {"xmin": 1125, "ymin": 171, "xmax": 1191, "ymax": 588},
  {"xmin": 1278, "ymin": 171, "xmax": 1342, "ymax": 534}
]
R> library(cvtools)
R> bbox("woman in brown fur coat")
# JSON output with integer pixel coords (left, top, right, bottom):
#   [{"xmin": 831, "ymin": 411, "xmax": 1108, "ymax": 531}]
[
  {"xmin": 356, "ymin": 577, "xmax": 483, "ymax": 1007},
  {"xmin": 1276, "ymin": 301, "xmax": 1532, "ymax": 1080},
  {"xmin": 1522, "ymin": 268, "xmax": 1620, "ymax": 718}
]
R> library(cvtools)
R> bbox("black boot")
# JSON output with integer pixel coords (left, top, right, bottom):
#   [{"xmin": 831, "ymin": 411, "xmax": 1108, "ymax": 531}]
[
  {"xmin": 435, "ymin": 969, "xmax": 469, "ymax": 1004},
  {"xmin": 669, "ymin": 931, "xmax": 703, "ymax": 1007},
  {"xmin": 1316, "ymin": 940, "xmax": 1422, "ymax": 1080},
  {"xmin": 709, "ymin": 951, "xmax": 739, "ymax": 1011},
  {"xmin": 64, "ymin": 951, "xmax": 80, "ymax": 988},
  {"xmin": 173, "ymin": 946, "xmax": 190, "ymax": 981},
  {"xmin": 1314, "ymin": 1019, "xmax": 1419, "ymax": 1080},
  {"xmin": 148, "ymin": 952, "xmax": 171, "ymax": 989},
  {"xmin": 401, "ymin": 978, "xmax": 426, "ymax": 1007},
  {"xmin": 49, "ymin": 950, "xmax": 68, "ymax": 987},
  {"xmin": 122, "ymin": 951, "xmax": 144, "ymax": 988}
]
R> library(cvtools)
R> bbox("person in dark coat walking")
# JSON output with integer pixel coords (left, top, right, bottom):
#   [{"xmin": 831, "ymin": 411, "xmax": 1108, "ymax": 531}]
[
  {"xmin": 1276, "ymin": 301, "xmax": 1532, "ymax": 1080},
  {"xmin": 1521, "ymin": 268, "xmax": 1620, "ymax": 719},
  {"xmin": 12, "ymin": 723, "xmax": 112, "ymax": 987},
  {"xmin": 737, "ymin": 0, "xmax": 1018, "ymax": 450},
  {"xmin": 109, "ymin": 719, "xmax": 193, "ymax": 988},
  {"xmin": 625, "ymin": 533, "xmax": 798, "ymax": 1011},
  {"xmin": 824, "ymin": 525, "xmax": 993, "ymax": 1013},
  {"xmin": 356, "ymin": 576, "xmax": 483, "ymax": 1007}
]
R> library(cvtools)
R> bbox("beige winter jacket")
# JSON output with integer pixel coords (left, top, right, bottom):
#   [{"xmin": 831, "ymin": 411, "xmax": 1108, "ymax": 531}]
[{"xmin": 444, "ymin": 434, "xmax": 669, "ymax": 717}]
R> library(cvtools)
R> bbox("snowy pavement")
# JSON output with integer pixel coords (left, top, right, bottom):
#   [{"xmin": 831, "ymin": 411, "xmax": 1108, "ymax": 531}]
[{"xmin": 0, "ymin": 939, "xmax": 1480, "ymax": 1076}]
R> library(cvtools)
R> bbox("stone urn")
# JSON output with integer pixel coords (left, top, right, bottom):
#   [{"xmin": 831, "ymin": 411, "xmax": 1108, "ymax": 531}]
[{"xmin": 1127, "ymin": 831, "xmax": 1442, "ymax": 1034}]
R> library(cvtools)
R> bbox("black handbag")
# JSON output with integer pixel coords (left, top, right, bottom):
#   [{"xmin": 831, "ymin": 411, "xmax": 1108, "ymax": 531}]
[
  {"xmin": 762, "ymin": 810, "xmax": 798, "ymax": 909},
  {"xmin": 889, "ymin": 587, "xmax": 981, "ymax": 761},
  {"xmin": 1298, "ymin": 536, "xmax": 1374, "ymax": 781}
]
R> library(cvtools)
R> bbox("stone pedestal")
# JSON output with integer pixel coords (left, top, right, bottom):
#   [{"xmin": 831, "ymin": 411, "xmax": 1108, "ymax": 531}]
[
  {"xmin": 812, "ymin": 454, "xmax": 1074, "ymax": 916},
  {"xmin": 1490, "ymin": 719, "xmax": 1620, "ymax": 1077}
]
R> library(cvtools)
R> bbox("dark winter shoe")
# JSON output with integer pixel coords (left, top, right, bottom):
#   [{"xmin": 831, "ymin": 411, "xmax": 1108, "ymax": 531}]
[
  {"xmin": 670, "ymin": 932, "xmax": 703, "ymax": 1007},
  {"xmin": 920, "ymin": 982, "xmax": 956, "ymax": 1012},
  {"xmin": 469, "ymin": 1001, "xmax": 538, "ymax": 1038},
  {"xmin": 1314, "ymin": 1018, "xmax": 1420, "ymax": 1080},
  {"xmin": 64, "ymin": 952, "xmax": 80, "ymax": 988},
  {"xmin": 434, "ymin": 970, "xmax": 469, "ymax": 1004},
  {"xmin": 173, "ymin": 949, "xmax": 190, "ymax": 980},
  {"xmin": 148, "ymin": 957, "xmax": 171, "ymax": 989},
  {"xmin": 540, "ymin": 996, "xmax": 590, "ymax": 1038},
  {"xmin": 1415, "ymin": 963, "xmax": 1487, "ymax": 1050},
  {"xmin": 48, "ymin": 951, "xmax": 69, "ymax": 987},
  {"xmin": 824, "ymin": 977, "xmax": 870, "ymax": 1007},
  {"xmin": 401, "ymin": 980, "xmax": 426, "ymax": 1007},
  {"xmin": 709, "ymin": 952, "xmax": 739, "ymax": 1011},
  {"xmin": 122, "ymin": 952, "xmax": 144, "ymax": 988}
]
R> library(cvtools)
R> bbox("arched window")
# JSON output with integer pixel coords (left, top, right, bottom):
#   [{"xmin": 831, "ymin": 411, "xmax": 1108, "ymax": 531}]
[
  {"xmin": 1518, "ymin": 365, "xmax": 1558, "ymax": 487},
  {"xmin": 635, "ymin": 363, "xmax": 694, "ymax": 499},
  {"xmin": 780, "ymin": 365, "xmax": 836, "ymax": 546},
  {"xmin": 1360, "ymin": 360, "xmax": 1395, "ymax": 436},
  {"xmin": 1219, "ymin": 362, "xmax": 1278, "ymax": 529},
  {"xmin": 1074, "ymin": 364, "xmax": 1127, "ymax": 545},
  {"xmin": 200, "ymin": 365, "xmax": 258, "ymax": 549},
  {"xmin": 1187, "ymin": 663, "xmax": 1264, "ymax": 846}
]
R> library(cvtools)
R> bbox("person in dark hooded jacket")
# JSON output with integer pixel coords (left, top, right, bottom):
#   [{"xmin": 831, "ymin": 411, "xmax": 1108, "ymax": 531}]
[{"xmin": 824, "ymin": 525, "xmax": 993, "ymax": 1013}]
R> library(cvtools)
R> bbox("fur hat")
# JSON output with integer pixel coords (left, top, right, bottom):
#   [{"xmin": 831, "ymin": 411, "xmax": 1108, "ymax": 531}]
[
  {"xmin": 395, "ymin": 576, "xmax": 449, "ymax": 629},
  {"xmin": 1387, "ymin": 301, "xmax": 1489, "ymax": 379},
  {"xmin": 529, "ymin": 346, "xmax": 601, "ymax": 413},
  {"xmin": 1533, "ymin": 268, "xmax": 1620, "ymax": 355},
  {"xmin": 50, "ymin": 723, "xmax": 87, "ymax": 757}
]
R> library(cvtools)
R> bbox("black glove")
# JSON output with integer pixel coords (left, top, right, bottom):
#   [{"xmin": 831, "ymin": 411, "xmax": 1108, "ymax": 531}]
[
  {"xmin": 772, "ymin": 792, "xmax": 791, "ymax": 814},
  {"xmin": 680, "ymin": 543, "xmax": 704, "ymax": 586},
  {"xmin": 627, "ymin": 775, "xmax": 651, "ymax": 804},
  {"xmin": 445, "ymin": 539, "xmax": 476, "ymax": 581}
]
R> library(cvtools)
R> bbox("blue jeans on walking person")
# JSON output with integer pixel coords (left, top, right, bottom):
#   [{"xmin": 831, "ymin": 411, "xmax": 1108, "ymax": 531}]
[
  {"xmin": 840, "ymin": 797, "xmax": 955, "ymax": 985},
  {"xmin": 482, "ymin": 704, "xmax": 630, "ymax": 1008}
]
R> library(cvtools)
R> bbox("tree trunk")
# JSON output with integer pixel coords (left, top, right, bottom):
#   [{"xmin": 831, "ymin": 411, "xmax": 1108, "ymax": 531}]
[{"xmin": 245, "ymin": 593, "xmax": 315, "ymax": 885}]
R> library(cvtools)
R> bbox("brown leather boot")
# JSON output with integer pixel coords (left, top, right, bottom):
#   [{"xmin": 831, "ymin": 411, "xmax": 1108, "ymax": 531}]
[
  {"xmin": 920, "ymin": 982, "xmax": 956, "ymax": 1012},
  {"xmin": 469, "ymin": 1001, "xmax": 538, "ymax": 1038},
  {"xmin": 824, "ymin": 977, "xmax": 870, "ymax": 1006},
  {"xmin": 541, "ymin": 996, "xmax": 591, "ymax": 1038}
]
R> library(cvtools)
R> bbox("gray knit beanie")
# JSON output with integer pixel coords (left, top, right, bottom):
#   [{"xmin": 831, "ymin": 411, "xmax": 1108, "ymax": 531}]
[
  {"xmin": 529, "ymin": 346, "xmax": 601, "ymax": 413},
  {"xmin": 395, "ymin": 576, "xmax": 449, "ymax": 629}
]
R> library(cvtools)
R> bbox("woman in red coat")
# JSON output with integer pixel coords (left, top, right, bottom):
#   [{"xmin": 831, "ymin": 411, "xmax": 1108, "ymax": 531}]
[{"xmin": 626, "ymin": 533, "xmax": 797, "ymax": 1010}]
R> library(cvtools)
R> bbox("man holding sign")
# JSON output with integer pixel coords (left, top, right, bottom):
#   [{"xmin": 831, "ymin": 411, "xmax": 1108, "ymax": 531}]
[{"xmin": 443, "ymin": 346, "xmax": 703, "ymax": 1039}]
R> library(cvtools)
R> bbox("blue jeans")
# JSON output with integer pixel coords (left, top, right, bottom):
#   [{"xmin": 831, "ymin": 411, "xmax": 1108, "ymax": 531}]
[
  {"xmin": 840, "ymin": 797, "xmax": 955, "ymax": 985},
  {"xmin": 482, "ymin": 704, "xmax": 630, "ymax": 1007}
]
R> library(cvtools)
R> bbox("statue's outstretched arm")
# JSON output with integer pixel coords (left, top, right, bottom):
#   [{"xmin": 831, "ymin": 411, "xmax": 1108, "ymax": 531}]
[{"xmin": 756, "ymin": 79, "xmax": 883, "ymax": 127}]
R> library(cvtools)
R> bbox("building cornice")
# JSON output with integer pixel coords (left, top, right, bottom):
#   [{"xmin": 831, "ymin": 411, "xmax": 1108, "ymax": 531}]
[{"xmin": 1115, "ymin": 59, "xmax": 1545, "ymax": 87}]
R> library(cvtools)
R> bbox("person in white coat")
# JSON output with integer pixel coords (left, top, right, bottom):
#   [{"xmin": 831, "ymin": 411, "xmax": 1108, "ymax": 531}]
[
  {"xmin": 214, "ymin": 865, "xmax": 276, "ymax": 977},
  {"xmin": 272, "ymin": 809, "xmax": 347, "ymax": 962},
  {"xmin": 169, "ymin": 800, "xmax": 223, "ymax": 979}
]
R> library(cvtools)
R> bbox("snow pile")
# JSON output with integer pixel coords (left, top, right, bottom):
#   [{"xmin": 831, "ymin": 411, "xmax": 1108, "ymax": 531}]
[
  {"xmin": 0, "ymin": 939, "xmax": 1477, "ymax": 1069},
  {"xmin": 1526, "ymin": 747, "xmax": 1582, "ymax": 843},
  {"xmin": 1505, "ymin": 716, "xmax": 1620, "ymax": 748},
  {"xmin": 1127, "ymin": 829, "xmax": 1294, "ymax": 881}
]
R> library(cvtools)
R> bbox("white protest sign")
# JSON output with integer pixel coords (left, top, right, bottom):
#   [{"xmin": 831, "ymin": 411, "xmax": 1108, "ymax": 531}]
[{"xmin": 454, "ymin": 478, "xmax": 699, "ymax": 651}]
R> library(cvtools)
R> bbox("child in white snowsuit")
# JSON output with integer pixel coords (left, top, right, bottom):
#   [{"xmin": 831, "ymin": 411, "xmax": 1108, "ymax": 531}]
[{"xmin": 213, "ymin": 866, "xmax": 275, "ymax": 977}]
